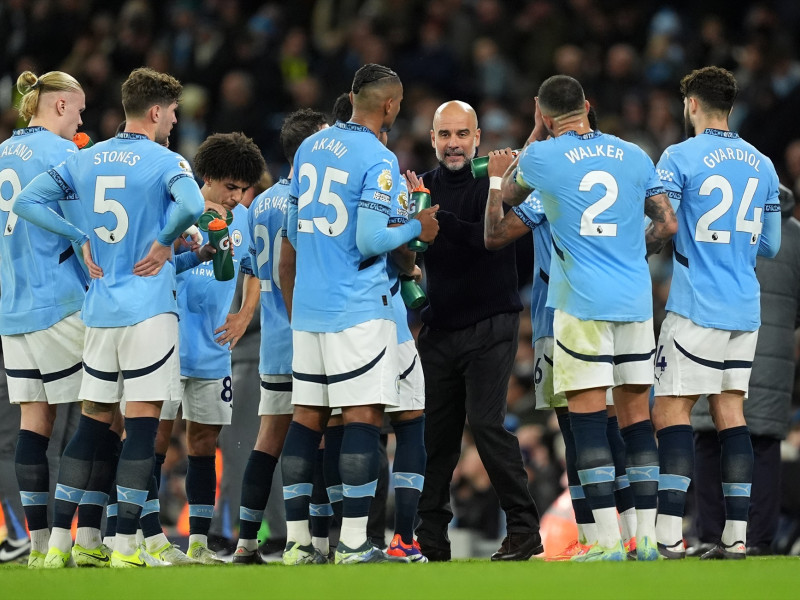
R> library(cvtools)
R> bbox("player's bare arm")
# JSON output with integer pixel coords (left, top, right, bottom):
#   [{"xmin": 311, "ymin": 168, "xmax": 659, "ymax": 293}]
[
  {"xmin": 133, "ymin": 240, "xmax": 173, "ymax": 276},
  {"xmin": 278, "ymin": 237, "xmax": 296, "ymax": 321},
  {"xmin": 484, "ymin": 149, "xmax": 529, "ymax": 250},
  {"xmin": 81, "ymin": 239, "xmax": 103, "ymax": 278},
  {"xmin": 214, "ymin": 272, "xmax": 259, "ymax": 349},
  {"xmin": 644, "ymin": 192, "xmax": 678, "ymax": 257}
]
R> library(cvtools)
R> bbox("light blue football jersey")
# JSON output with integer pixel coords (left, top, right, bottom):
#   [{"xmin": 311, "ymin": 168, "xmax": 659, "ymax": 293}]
[
  {"xmin": 178, "ymin": 202, "xmax": 252, "ymax": 379},
  {"xmin": 0, "ymin": 127, "xmax": 88, "ymax": 334},
  {"xmin": 512, "ymin": 191, "xmax": 553, "ymax": 343},
  {"xmin": 288, "ymin": 121, "xmax": 399, "ymax": 332},
  {"xmin": 657, "ymin": 128, "xmax": 781, "ymax": 331},
  {"xmin": 387, "ymin": 177, "xmax": 413, "ymax": 345},
  {"xmin": 248, "ymin": 178, "xmax": 292, "ymax": 375},
  {"xmin": 516, "ymin": 130, "xmax": 663, "ymax": 322},
  {"xmin": 51, "ymin": 132, "xmax": 195, "ymax": 327}
]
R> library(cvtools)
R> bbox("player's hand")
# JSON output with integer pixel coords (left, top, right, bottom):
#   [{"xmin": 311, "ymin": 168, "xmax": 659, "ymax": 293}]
[
  {"xmin": 194, "ymin": 243, "xmax": 216, "ymax": 263},
  {"xmin": 487, "ymin": 148, "xmax": 515, "ymax": 177},
  {"xmin": 415, "ymin": 204, "xmax": 440, "ymax": 243},
  {"xmin": 184, "ymin": 225, "xmax": 202, "ymax": 246},
  {"xmin": 214, "ymin": 311, "xmax": 249, "ymax": 349},
  {"xmin": 133, "ymin": 241, "xmax": 172, "ymax": 277},
  {"xmin": 404, "ymin": 170, "xmax": 422, "ymax": 192},
  {"xmin": 81, "ymin": 239, "xmax": 103, "ymax": 278},
  {"xmin": 205, "ymin": 200, "xmax": 229, "ymax": 221},
  {"xmin": 410, "ymin": 264, "xmax": 422, "ymax": 283},
  {"xmin": 529, "ymin": 97, "xmax": 548, "ymax": 143}
]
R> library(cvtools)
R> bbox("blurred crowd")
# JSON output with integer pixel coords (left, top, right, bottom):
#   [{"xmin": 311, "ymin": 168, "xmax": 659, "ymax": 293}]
[{"xmin": 2, "ymin": 0, "xmax": 800, "ymax": 551}]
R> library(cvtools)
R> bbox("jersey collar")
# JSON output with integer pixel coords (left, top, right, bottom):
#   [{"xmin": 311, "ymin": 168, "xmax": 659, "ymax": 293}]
[
  {"xmin": 279, "ymin": 177, "xmax": 291, "ymax": 185},
  {"xmin": 702, "ymin": 128, "xmax": 739, "ymax": 139},
  {"xmin": 563, "ymin": 130, "xmax": 602, "ymax": 140},
  {"xmin": 335, "ymin": 121, "xmax": 373, "ymax": 135},
  {"xmin": 116, "ymin": 132, "xmax": 150, "ymax": 141},
  {"xmin": 13, "ymin": 126, "xmax": 47, "ymax": 136}
]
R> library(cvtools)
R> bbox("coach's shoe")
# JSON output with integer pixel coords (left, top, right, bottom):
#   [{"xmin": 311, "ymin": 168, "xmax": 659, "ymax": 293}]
[
  {"xmin": 283, "ymin": 541, "xmax": 328, "ymax": 565},
  {"xmin": 111, "ymin": 546, "xmax": 169, "ymax": 568},
  {"xmin": 546, "ymin": 540, "xmax": 591, "ymax": 561},
  {"xmin": 386, "ymin": 534, "xmax": 428, "ymax": 563},
  {"xmin": 685, "ymin": 542, "xmax": 715, "ymax": 557},
  {"xmin": 28, "ymin": 550, "xmax": 47, "ymax": 569},
  {"xmin": 187, "ymin": 541, "xmax": 225, "ymax": 564},
  {"xmin": 335, "ymin": 540, "xmax": 408, "ymax": 564},
  {"xmin": 72, "ymin": 543, "xmax": 111, "ymax": 567},
  {"xmin": 491, "ymin": 532, "xmax": 544, "ymax": 561},
  {"xmin": 636, "ymin": 536, "xmax": 660, "ymax": 561},
  {"xmin": 0, "ymin": 537, "xmax": 31, "ymax": 563},
  {"xmin": 148, "ymin": 542, "xmax": 198, "ymax": 565},
  {"xmin": 658, "ymin": 540, "xmax": 686, "ymax": 560},
  {"xmin": 574, "ymin": 540, "xmax": 627, "ymax": 562},
  {"xmin": 416, "ymin": 539, "xmax": 450, "ymax": 562},
  {"xmin": 232, "ymin": 546, "xmax": 265, "ymax": 565},
  {"xmin": 700, "ymin": 541, "xmax": 746, "ymax": 560},
  {"xmin": 43, "ymin": 546, "xmax": 73, "ymax": 568}
]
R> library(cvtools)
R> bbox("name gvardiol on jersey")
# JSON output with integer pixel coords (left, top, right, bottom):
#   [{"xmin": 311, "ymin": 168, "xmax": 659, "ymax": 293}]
[
  {"xmin": 564, "ymin": 144, "xmax": 624, "ymax": 164},
  {"xmin": 702, "ymin": 147, "xmax": 761, "ymax": 171},
  {"xmin": 310, "ymin": 136, "xmax": 348, "ymax": 159}
]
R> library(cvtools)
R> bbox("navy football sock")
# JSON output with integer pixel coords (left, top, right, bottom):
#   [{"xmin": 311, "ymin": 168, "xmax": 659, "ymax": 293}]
[
  {"xmin": 15, "ymin": 430, "xmax": 50, "ymax": 532},
  {"xmin": 392, "ymin": 416, "xmax": 426, "ymax": 544},
  {"xmin": 77, "ymin": 428, "xmax": 120, "ymax": 531},
  {"xmin": 282, "ymin": 422, "xmax": 322, "ymax": 524},
  {"xmin": 570, "ymin": 411, "xmax": 615, "ymax": 510},
  {"xmin": 139, "ymin": 475, "xmax": 162, "ymax": 538},
  {"xmin": 719, "ymin": 426, "xmax": 753, "ymax": 523},
  {"xmin": 656, "ymin": 424, "xmax": 693, "ymax": 518},
  {"xmin": 239, "ymin": 450, "xmax": 278, "ymax": 541},
  {"xmin": 323, "ymin": 425, "xmax": 344, "ymax": 522},
  {"xmin": 557, "ymin": 413, "xmax": 594, "ymax": 527},
  {"xmin": 115, "ymin": 417, "xmax": 158, "ymax": 536},
  {"xmin": 186, "ymin": 455, "xmax": 216, "ymax": 536},
  {"xmin": 608, "ymin": 416, "xmax": 636, "ymax": 513},
  {"xmin": 620, "ymin": 419, "xmax": 659, "ymax": 510},
  {"xmin": 310, "ymin": 449, "xmax": 332, "ymax": 538}
]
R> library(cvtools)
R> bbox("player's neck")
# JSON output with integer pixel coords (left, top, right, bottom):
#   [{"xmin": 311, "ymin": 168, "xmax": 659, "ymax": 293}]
[
  {"xmin": 692, "ymin": 113, "xmax": 729, "ymax": 136},
  {"xmin": 349, "ymin": 112, "xmax": 382, "ymax": 138},
  {"xmin": 123, "ymin": 118, "xmax": 155, "ymax": 141},
  {"xmin": 553, "ymin": 113, "xmax": 591, "ymax": 137},
  {"xmin": 27, "ymin": 114, "xmax": 62, "ymax": 137}
]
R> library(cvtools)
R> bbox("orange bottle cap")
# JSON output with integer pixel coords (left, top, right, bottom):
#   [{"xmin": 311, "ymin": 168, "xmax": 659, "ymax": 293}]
[
  {"xmin": 412, "ymin": 185, "xmax": 430, "ymax": 194},
  {"xmin": 207, "ymin": 218, "xmax": 227, "ymax": 231}
]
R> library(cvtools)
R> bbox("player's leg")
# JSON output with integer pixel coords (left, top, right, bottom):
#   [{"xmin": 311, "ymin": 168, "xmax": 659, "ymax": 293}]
[
  {"xmin": 282, "ymin": 330, "xmax": 329, "ymax": 565},
  {"xmin": 652, "ymin": 312, "xmax": 727, "ymax": 559},
  {"xmin": 322, "ymin": 413, "xmax": 345, "ymax": 543},
  {"xmin": 605, "ymin": 405, "xmax": 637, "ymax": 554},
  {"xmin": 185, "ymin": 418, "xmax": 225, "ymax": 563},
  {"xmin": 233, "ymin": 374, "xmax": 292, "ymax": 564},
  {"xmin": 415, "ymin": 324, "xmax": 467, "ymax": 562},
  {"xmin": 553, "ymin": 311, "xmax": 623, "ymax": 561}
]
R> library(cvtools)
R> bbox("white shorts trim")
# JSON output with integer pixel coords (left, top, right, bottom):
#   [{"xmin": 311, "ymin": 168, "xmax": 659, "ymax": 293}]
[
  {"xmin": 654, "ymin": 312, "xmax": 757, "ymax": 398},
  {"xmin": 386, "ymin": 340, "xmax": 424, "ymax": 413},
  {"xmin": 2, "ymin": 313, "xmax": 84, "ymax": 405},
  {"xmin": 80, "ymin": 313, "xmax": 180, "ymax": 404},
  {"xmin": 180, "ymin": 376, "xmax": 233, "ymax": 425},
  {"xmin": 553, "ymin": 310, "xmax": 655, "ymax": 396},
  {"xmin": 259, "ymin": 374, "xmax": 293, "ymax": 416},
  {"xmin": 292, "ymin": 319, "xmax": 400, "ymax": 409}
]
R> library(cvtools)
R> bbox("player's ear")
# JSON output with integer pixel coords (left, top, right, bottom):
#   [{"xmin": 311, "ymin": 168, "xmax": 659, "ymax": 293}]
[
  {"xmin": 56, "ymin": 97, "xmax": 66, "ymax": 116},
  {"xmin": 150, "ymin": 104, "xmax": 161, "ymax": 124}
]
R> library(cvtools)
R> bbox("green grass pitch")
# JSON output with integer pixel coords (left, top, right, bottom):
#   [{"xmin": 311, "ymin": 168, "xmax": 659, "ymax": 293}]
[{"xmin": 2, "ymin": 557, "xmax": 797, "ymax": 600}]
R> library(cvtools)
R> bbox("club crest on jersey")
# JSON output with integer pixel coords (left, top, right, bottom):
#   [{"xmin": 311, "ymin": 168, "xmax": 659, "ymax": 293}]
[
  {"xmin": 178, "ymin": 160, "xmax": 193, "ymax": 174},
  {"xmin": 378, "ymin": 169, "xmax": 393, "ymax": 192},
  {"xmin": 232, "ymin": 229, "xmax": 243, "ymax": 247}
]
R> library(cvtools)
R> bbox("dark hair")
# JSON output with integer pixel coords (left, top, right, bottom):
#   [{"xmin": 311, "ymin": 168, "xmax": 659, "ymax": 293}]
[
  {"xmin": 331, "ymin": 92, "xmax": 352, "ymax": 123},
  {"xmin": 193, "ymin": 132, "xmax": 266, "ymax": 185},
  {"xmin": 280, "ymin": 108, "xmax": 328, "ymax": 164},
  {"xmin": 121, "ymin": 67, "xmax": 182, "ymax": 118},
  {"xmin": 351, "ymin": 63, "xmax": 400, "ymax": 95},
  {"xmin": 680, "ymin": 66, "xmax": 738, "ymax": 114},
  {"xmin": 537, "ymin": 75, "xmax": 585, "ymax": 118},
  {"xmin": 587, "ymin": 105, "xmax": 598, "ymax": 130}
]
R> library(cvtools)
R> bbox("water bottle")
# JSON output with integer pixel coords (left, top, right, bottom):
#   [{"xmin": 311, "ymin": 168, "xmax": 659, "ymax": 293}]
[
  {"xmin": 470, "ymin": 149, "xmax": 520, "ymax": 178},
  {"xmin": 408, "ymin": 186, "xmax": 432, "ymax": 252},
  {"xmin": 400, "ymin": 275, "xmax": 427, "ymax": 309},
  {"xmin": 207, "ymin": 218, "xmax": 235, "ymax": 281},
  {"xmin": 198, "ymin": 209, "xmax": 234, "ymax": 232},
  {"xmin": 73, "ymin": 132, "xmax": 93, "ymax": 149}
]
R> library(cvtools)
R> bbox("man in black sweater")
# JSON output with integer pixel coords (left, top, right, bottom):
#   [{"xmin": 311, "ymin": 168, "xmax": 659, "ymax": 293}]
[{"xmin": 406, "ymin": 100, "xmax": 542, "ymax": 561}]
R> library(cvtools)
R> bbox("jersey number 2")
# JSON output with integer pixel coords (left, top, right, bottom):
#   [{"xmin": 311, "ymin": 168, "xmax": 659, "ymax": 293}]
[
  {"xmin": 579, "ymin": 170, "xmax": 618, "ymax": 237},
  {"xmin": 254, "ymin": 224, "xmax": 282, "ymax": 292}
]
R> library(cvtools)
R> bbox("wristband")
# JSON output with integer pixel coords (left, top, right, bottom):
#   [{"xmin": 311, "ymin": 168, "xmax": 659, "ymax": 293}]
[{"xmin": 489, "ymin": 176, "xmax": 503, "ymax": 190}]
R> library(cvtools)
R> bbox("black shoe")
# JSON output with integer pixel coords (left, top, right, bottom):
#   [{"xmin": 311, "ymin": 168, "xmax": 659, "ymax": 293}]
[
  {"xmin": 685, "ymin": 542, "xmax": 715, "ymax": 557},
  {"xmin": 746, "ymin": 545, "xmax": 771, "ymax": 556},
  {"xmin": 700, "ymin": 541, "xmax": 746, "ymax": 560},
  {"xmin": 258, "ymin": 537, "xmax": 287, "ymax": 555},
  {"xmin": 417, "ymin": 540, "xmax": 451, "ymax": 562},
  {"xmin": 491, "ymin": 532, "xmax": 543, "ymax": 561},
  {"xmin": 657, "ymin": 541, "xmax": 686, "ymax": 559},
  {"xmin": 231, "ymin": 547, "xmax": 266, "ymax": 565},
  {"xmin": 0, "ymin": 537, "xmax": 31, "ymax": 563}
]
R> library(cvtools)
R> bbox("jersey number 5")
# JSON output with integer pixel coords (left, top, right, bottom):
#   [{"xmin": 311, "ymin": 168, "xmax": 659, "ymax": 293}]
[
  {"xmin": 0, "ymin": 168, "xmax": 22, "ymax": 236},
  {"xmin": 94, "ymin": 175, "xmax": 129, "ymax": 243},
  {"xmin": 296, "ymin": 163, "xmax": 349, "ymax": 237}
]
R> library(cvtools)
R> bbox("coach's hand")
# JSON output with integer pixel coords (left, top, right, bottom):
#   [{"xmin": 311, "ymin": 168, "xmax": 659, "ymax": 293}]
[
  {"xmin": 134, "ymin": 240, "xmax": 172, "ymax": 277},
  {"xmin": 215, "ymin": 311, "xmax": 249, "ymax": 349},
  {"xmin": 82, "ymin": 239, "xmax": 103, "ymax": 278}
]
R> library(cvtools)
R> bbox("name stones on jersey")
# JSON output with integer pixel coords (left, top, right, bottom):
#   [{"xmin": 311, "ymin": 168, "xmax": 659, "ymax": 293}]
[{"xmin": 93, "ymin": 150, "xmax": 141, "ymax": 166}]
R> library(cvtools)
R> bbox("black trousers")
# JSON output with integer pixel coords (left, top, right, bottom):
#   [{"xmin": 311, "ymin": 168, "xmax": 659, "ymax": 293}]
[
  {"xmin": 415, "ymin": 312, "xmax": 540, "ymax": 548},
  {"xmin": 693, "ymin": 430, "xmax": 781, "ymax": 549}
]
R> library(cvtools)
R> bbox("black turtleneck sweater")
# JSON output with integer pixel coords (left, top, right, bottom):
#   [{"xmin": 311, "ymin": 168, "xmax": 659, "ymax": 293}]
[{"xmin": 419, "ymin": 163, "xmax": 522, "ymax": 330}]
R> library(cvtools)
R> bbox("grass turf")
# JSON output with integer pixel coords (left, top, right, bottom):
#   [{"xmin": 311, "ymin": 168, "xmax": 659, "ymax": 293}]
[{"xmin": 2, "ymin": 556, "xmax": 797, "ymax": 599}]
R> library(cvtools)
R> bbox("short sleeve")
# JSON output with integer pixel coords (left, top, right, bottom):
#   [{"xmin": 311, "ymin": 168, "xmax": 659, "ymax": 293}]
[{"xmin": 656, "ymin": 145, "xmax": 685, "ymax": 203}]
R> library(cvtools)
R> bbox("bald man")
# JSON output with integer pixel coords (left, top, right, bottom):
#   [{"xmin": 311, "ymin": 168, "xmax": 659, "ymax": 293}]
[{"xmin": 405, "ymin": 101, "xmax": 542, "ymax": 561}]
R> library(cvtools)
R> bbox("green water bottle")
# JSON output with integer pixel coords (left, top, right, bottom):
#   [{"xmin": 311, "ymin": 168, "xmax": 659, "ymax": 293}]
[
  {"xmin": 207, "ymin": 218, "xmax": 234, "ymax": 281},
  {"xmin": 400, "ymin": 275, "xmax": 427, "ymax": 309},
  {"xmin": 408, "ymin": 186, "xmax": 432, "ymax": 252},
  {"xmin": 470, "ymin": 149, "xmax": 521, "ymax": 178},
  {"xmin": 198, "ymin": 209, "xmax": 234, "ymax": 232}
]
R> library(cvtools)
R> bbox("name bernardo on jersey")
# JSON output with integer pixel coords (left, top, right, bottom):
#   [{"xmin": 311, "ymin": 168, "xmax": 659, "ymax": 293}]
[
  {"xmin": 564, "ymin": 144, "xmax": 624, "ymax": 164},
  {"xmin": 252, "ymin": 194, "xmax": 288, "ymax": 219},
  {"xmin": 310, "ymin": 137, "xmax": 348, "ymax": 159}
]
